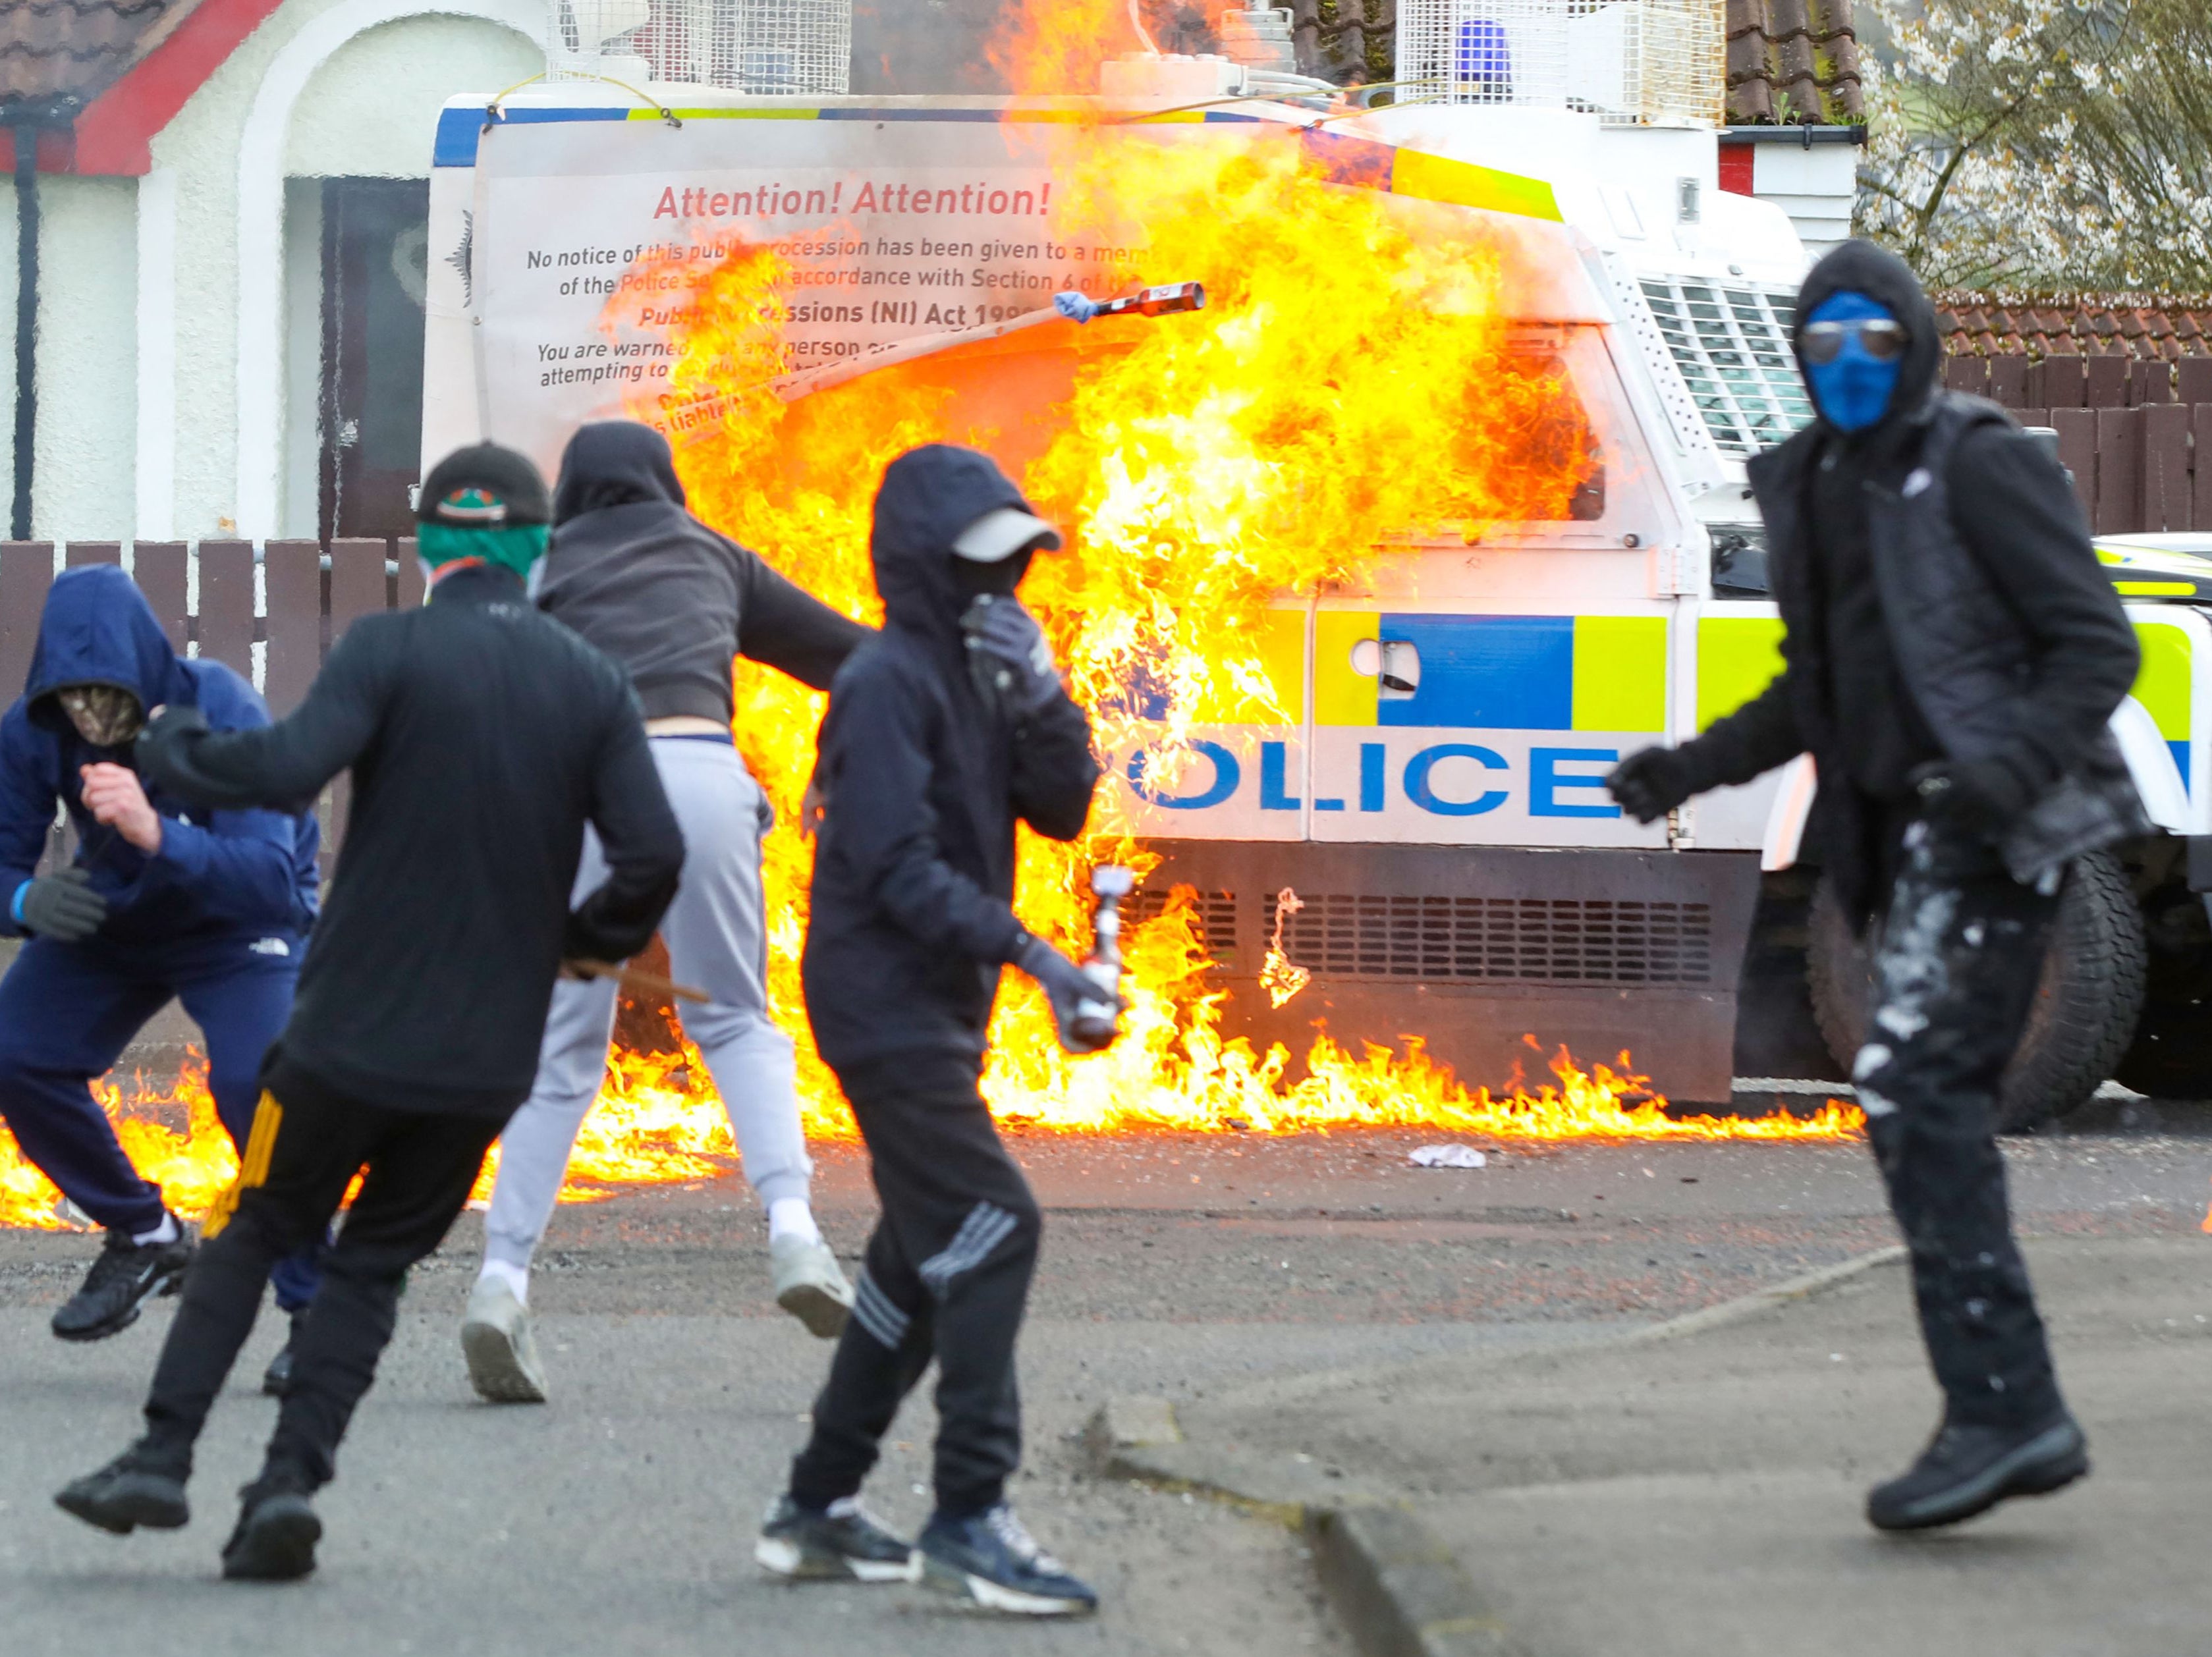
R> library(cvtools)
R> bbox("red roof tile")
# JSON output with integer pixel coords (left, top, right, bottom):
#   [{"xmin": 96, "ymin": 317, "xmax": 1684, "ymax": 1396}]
[
  {"xmin": 0, "ymin": 0, "xmax": 200, "ymax": 106},
  {"xmin": 1727, "ymin": 0, "xmax": 1860, "ymax": 126}
]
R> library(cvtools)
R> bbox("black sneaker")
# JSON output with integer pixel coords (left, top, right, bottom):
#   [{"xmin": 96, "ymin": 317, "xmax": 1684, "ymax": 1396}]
[
  {"xmin": 51, "ymin": 1222, "xmax": 194, "ymax": 1342},
  {"xmin": 1867, "ymin": 1413, "xmax": 2089, "ymax": 1532},
  {"xmin": 755, "ymin": 1493, "xmax": 917, "ymax": 1582},
  {"xmin": 262, "ymin": 1310, "xmax": 309, "ymax": 1398},
  {"xmin": 221, "ymin": 1480, "xmax": 322, "ymax": 1582},
  {"xmin": 55, "ymin": 1448, "xmax": 190, "ymax": 1535},
  {"xmin": 917, "ymin": 1504, "xmax": 1097, "ymax": 1616}
]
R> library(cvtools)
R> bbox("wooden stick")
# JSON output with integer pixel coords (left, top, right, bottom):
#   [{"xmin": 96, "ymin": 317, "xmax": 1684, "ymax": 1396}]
[{"xmin": 566, "ymin": 960, "xmax": 709, "ymax": 1004}]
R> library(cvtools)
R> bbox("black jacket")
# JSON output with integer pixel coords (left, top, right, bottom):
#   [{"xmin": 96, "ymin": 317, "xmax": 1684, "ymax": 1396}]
[
  {"xmin": 539, "ymin": 421, "xmax": 871, "ymax": 717},
  {"xmin": 1688, "ymin": 240, "xmax": 2143, "ymax": 917},
  {"xmin": 137, "ymin": 564, "xmax": 684, "ymax": 1116},
  {"xmin": 802, "ymin": 445, "xmax": 1100, "ymax": 1076}
]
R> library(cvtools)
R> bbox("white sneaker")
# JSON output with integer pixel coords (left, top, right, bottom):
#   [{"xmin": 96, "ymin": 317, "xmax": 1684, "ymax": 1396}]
[
  {"xmin": 771, "ymin": 1236, "xmax": 854, "ymax": 1339},
  {"xmin": 460, "ymin": 1276, "xmax": 550, "ymax": 1403}
]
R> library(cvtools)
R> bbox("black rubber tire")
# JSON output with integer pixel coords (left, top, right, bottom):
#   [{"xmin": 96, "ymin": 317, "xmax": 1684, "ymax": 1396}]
[
  {"xmin": 1806, "ymin": 850, "xmax": 2146, "ymax": 1132},
  {"xmin": 2114, "ymin": 882, "xmax": 2212, "ymax": 1099}
]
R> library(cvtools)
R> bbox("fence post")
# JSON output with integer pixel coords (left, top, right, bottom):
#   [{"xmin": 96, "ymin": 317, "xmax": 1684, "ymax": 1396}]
[
  {"xmin": 1988, "ymin": 357, "xmax": 2028, "ymax": 407},
  {"xmin": 2093, "ymin": 407, "xmax": 2145, "ymax": 535},
  {"xmin": 2142, "ymin": 404, "xmax": 2192, "ymax": 532},
  {"xmin": 0, "ymin": 541, "xmax": 53, "ymax": 697},
  {"xmin": 65, "ymin": 542, "xmax": 121, "ymax": 567},
  {"xmin": 132, "ymin": 542, "xmax": 189, "ymax": 655},
  {"xmin": 2087, "ymin": 356, "xmax": 2130, "ymax": 408},
  {"xmin": 2195, "ymin": 405, "xmax": 2212, "ymax": 533},
  {"xmin": 395, "ymin": 539, "xmax": 424, "ymax": 610},
  {"xmin": 263, "ymin": 540, "xmax": 321, "ymax": 715},
  {"xmin": 196, "ymin": 541, "xmax": 256, "ymax": 682},
  {"xmin": 2051, "ymin": 408, "xmax": 2098, "ymax": 520}
]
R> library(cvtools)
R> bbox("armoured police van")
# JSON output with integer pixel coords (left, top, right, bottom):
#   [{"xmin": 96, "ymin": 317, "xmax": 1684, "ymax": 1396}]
[{"xmin": 427, "ymin": 80, "xmax": 2206, "ymax": 1121}]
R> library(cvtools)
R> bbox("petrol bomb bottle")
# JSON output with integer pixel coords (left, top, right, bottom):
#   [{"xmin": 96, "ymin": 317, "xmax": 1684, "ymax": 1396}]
[
  {"xmin": 1063, "ymin": 865, "xmax": 1135, "ymax": 1053},
  {"xmin": 1096, "ymin": 283, "xmax": 1205, "ymax": 319}
]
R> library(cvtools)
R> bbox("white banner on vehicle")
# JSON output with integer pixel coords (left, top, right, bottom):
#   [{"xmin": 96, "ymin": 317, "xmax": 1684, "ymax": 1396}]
[{"xmin": 468, "ymin": 112, "xmax": 1159, "ymax": 478}]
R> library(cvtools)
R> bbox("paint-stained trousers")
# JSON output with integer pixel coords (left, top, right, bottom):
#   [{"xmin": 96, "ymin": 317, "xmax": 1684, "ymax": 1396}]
[
  {"xmin": 1851, "ymin": 815, "xmax": 2066, "ymax": 1429},
  {"xmin": 788, "ymin": 1053, "xmax": 1041, "ymax": 1519},
  {"xmin": 136, "ymin": 1077, "xmax": 504, "ymax": 1491}
]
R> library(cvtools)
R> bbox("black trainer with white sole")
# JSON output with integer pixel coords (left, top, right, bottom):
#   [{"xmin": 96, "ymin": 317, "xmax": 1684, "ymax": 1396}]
[
  {"xmin": 917, "ymin": 1504, "xmax": 1097, "ymax": 1616},
  {"xmin": 51, "ymin": 1224, "xmax": 193, "ymax": 1342},
  {"xmin": 1866, "ymin": 1413, "xmax": 2089, "ymax": 1532},
  {"xmin": 756, "ymin": 1494, "xmax": 917, "ymax": 1582},
  {"xmin": 55, "ymin": 1450, "xmax": 190, "ymax": 1535},
  {"xmin": 221, "ymin": 1484, "xmax": 323, "ymax": 1582}
]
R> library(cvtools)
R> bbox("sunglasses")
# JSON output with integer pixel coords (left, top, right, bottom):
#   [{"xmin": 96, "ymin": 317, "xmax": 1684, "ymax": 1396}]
[{"xmin": 1800, "ymin": 318, "xmax": 1910, "ymax": 365}]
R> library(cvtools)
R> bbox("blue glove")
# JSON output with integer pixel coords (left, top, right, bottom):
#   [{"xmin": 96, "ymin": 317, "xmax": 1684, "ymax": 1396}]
[{"xmin": 1053, "ymin": 290, "xmax": 1100, "ymax": 324}]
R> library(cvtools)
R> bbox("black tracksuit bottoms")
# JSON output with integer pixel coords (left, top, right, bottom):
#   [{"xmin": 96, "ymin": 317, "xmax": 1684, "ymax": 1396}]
[
  {"xmin": 1852, "ymin": 815, "xmax": 2067, "ymax": 1429},
  {"xmin": 139, "ymin": 1076, "xmax": 505, "ymax": 1489},
  {"xmin": 788, "ymin": 1052, "xmax": 1041, "ymax": 1519}
]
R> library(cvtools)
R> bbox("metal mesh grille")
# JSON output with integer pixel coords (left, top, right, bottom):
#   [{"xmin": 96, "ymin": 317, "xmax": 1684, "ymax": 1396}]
[
  {"xmin": 1125, "ymin": 888, "xmax": 1240, "ymax": 969},
  {"xmin": 1637, "ymin": 278, "xmax": 1813, "ymax": 454},
  {"xmin": 1393, "ymin": 0, "xmax": 1722, "ymax": 126},
  {"xmin": 551, "ymin": 0, "xmax": 851, "ymax": 92},
  {"xmin": 1273, "ymin": 893, "xmax": 1714, "ymax": 985}
]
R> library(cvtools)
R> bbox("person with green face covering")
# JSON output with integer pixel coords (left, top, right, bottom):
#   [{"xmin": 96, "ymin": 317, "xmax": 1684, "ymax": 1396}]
[{"xmin": 57, "ymin": 443, "xmax": 686, "ymax": 1582}]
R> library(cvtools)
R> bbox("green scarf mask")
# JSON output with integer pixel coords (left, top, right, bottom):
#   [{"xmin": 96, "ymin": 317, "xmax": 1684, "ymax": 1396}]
[{"xmin": 418, "ymin": 521, "xmax": 549, "ymax": 579}]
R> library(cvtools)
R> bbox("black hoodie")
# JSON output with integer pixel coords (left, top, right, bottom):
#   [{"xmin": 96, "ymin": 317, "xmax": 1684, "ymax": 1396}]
[
  {"xmin": 538, "ymin": 421, "xmax": 871, "ymax": 720},
  {"xmin": 802, "ymin": 445, "xmax": 1101, "ymax": 1077},
  {"xmin": 1688, "ymin": 240, "xmax": 2140, "ymax": 913}
]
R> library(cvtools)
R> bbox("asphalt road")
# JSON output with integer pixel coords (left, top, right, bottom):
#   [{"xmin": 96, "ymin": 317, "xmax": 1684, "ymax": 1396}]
[{"xmin": 2, "ymin": 1102, "xmax": 2208, "ymax": 1656}]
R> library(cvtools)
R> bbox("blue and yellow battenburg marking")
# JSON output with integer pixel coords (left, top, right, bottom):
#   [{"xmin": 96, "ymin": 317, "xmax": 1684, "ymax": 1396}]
[
  {"xmin": 1315, "ymin": 612, "xmax": 1667, "ymax": 731},
  {"xmin": 1694, "ymin": 611, "xmax": 2196, "ymax": 793}
]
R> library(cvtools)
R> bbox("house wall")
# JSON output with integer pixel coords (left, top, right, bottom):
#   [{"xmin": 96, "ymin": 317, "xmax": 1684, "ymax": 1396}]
[
  {"xmin": 1750, "ymin": 142, "xmax": 1856, "ymax": 262},
  {"xmin": 110, "ymin": 0, "xmax": 551, "ymax": 539},
  {"xmin": 0, "ymin": 177, "xmax": 141, "ymax": 541}
]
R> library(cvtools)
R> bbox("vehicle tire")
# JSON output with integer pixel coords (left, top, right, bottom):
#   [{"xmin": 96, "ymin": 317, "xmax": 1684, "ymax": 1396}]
[
  {"xmin": 2114, "ymin": 882, "xmax": 2212, "ymax": 1099},
  {"xmin": 1806, "ymin": 850, "xmax": 2145, "ymax": 1132}
]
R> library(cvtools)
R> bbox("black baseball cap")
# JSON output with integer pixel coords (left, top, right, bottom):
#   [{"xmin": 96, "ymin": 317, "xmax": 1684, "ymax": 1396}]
[{"xmin": 417, "ymin": 443, "xmax": 551, "ymax": 528}]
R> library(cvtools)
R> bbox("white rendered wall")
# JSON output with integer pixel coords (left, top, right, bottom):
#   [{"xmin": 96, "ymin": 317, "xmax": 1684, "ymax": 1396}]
[
  {"xmin": 141, "ymin": 0, "xmax": 542, "ymax": 543},
  {"xmin": 1752, "ymin": 142, "xmax": 1856, "ymax": 263},
  {"xmin": 287, "ymin": 15, "xmax": 541, "ymax": 178},
  {"xmin": 280, "ymin": 178, "xmax": 324, "ymax": 537},
  {"xmin": 0, "ymin": 177, "xmax": 140, "ymax": 541}
]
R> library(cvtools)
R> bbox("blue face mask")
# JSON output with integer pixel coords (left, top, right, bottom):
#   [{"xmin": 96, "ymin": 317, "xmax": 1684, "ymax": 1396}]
[{"xmin": 1802, "ymin": 290, "xmax": 1904, "ymax": 435}]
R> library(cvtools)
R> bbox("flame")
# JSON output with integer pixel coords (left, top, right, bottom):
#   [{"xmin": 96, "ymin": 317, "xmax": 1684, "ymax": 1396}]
[
  {"xmin": 0, "ymin": 43, "xmax": 1866, "ymax": 1238},
  {"xmin": 1259, "ymin": 886, "xmax": 1312, "ymax": 1008}
]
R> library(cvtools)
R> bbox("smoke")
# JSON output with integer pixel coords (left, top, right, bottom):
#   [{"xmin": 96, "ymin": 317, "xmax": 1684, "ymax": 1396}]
[{"xmin": 849, "ymin": 0, "xmax": 1221, "ymax": 94}]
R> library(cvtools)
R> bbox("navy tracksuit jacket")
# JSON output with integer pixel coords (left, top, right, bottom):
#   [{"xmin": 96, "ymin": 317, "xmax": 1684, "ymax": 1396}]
[{"xmin": 0, "ymin": 567, "xmax": 322, "ymax": 1303}]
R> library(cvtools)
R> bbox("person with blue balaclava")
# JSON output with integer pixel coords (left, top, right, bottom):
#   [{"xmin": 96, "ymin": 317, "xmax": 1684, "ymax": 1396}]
[{"xmin": 1608, "ymin": 240, "xmax": 2144, "ymax": 1534}]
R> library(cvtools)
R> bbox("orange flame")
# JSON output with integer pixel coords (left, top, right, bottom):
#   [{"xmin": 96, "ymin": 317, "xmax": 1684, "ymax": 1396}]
[{"xmin": 0, "ymin": 57, "xmax": 1866, "ymax": 1237}]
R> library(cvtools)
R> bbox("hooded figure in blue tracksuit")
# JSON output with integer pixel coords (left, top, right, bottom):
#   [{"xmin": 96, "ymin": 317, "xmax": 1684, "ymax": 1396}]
[{"xmin": 0, "ymin": 565, "xmax": 322, "ymax": 1352}]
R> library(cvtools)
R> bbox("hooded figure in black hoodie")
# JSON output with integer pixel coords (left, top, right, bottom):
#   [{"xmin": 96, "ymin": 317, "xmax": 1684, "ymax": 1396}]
[
  {"xmin": 755, "ymin": 445, "xmax": 1105, "ymax": 1616},
  {"xmin": 1609, "ymin": 242, "xmax": 2141, "ymax": 1532}
]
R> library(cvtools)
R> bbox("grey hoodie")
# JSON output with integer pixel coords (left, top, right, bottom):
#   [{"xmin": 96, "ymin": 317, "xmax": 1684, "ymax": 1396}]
[{"xmin": 539, "ymin": 421, "xmax": 871, "ymax": 720}]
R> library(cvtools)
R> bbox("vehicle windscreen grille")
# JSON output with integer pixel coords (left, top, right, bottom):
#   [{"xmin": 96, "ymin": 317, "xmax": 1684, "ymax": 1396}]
[
  {"xmin": 1274, "ymin": 894, "xmax": 1714, "ymax": 985},
  {"xmin": 1124, "ymin": 887, "xmax": 1240, "ymax": 969},
  {"xmin": 1638, "ymin": 279, "xmax": 1813, "ymax": 456}
]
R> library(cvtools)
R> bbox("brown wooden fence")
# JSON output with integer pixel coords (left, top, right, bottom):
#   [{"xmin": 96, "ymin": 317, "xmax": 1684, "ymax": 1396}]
[
  {"xmin": 0, "ymin": 539, "xmax": 425, "ymax": 865},
  {"xmin": 1944, "ymin": 353, "xmax": 2212, "ymax": 535}
]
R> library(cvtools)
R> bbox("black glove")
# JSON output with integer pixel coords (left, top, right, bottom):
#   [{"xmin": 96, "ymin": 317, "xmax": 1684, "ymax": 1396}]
[
  {"xmin": 1607, "ymin": 746, "xmax": 1702, "ymax": 825},
  {"xmin": 132, "ymin": 704, "xmax": 209, "ymax": 797},
  {"xmin": 1016, "ymin": 933, "xmax": 1124, "ymax": 1052},
  {"xmin": 15, "ymin": 867, "xmax": 107, "ymax": 942},
  {"xmin": 1910, "ymin": 758, "xmax": 2032, "ymax": 838},
  {"xmin": 962, "ymin": 598, "xmax": 1063, "ymax": 720}
]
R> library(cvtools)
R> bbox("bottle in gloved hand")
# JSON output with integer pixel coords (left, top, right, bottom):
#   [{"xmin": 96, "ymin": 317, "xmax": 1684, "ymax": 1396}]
[{"xmin": 1066, "ymin": 866, "xmax": 1136, "ymax": 1051}]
